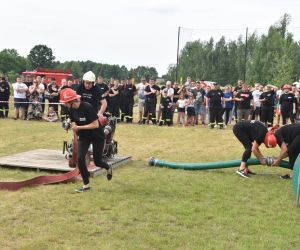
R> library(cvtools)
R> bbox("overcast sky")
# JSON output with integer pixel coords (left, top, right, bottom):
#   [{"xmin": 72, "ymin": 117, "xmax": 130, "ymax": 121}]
[{"xmin": 2, "ymin": 0, "xmax": 300, "ymax": 76}]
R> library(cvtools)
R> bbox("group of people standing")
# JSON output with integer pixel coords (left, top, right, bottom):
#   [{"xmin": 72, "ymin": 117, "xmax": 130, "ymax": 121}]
[
  {"xmin": 185, "ymin": 78, "xmax": 300, "ymax": 129},
  {"xmin": 2, "ymin": 74, "xmax": 300, "ymax": 130},
  {"xmin": 0, "ymin": 75, "xmax": 72, "ymax": 121}
]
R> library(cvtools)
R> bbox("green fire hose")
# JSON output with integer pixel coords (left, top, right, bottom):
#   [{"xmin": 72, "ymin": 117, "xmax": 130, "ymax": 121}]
[
  {"xmin": 149, "ymin": 156, "xmax": 300, "ymax": 205},
  {"xmin": 148, "ymin": 157, "xmax": 290, "ymax": 170}
]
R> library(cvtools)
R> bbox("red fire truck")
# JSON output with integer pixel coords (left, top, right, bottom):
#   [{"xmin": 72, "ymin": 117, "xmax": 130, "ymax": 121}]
[{"xmin": 22, "ymin": 67, "xmax": 73, "ymax": 86}]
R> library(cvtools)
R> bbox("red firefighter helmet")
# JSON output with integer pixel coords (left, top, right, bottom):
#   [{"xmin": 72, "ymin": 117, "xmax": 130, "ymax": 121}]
[
  {"xmin": 98, "ymin": 114, "xmax": 107, "ymax": 126},
  {"xmin": 282, "ymin": 84, "xmax": 291, "ymax": 90},
  {"xmin": 60, "ymin": 88, "xmax": 81, "ymax": 103},
  {"xmin": 264, "ymin": 128, "xmax": 277, "ymax": 148}
]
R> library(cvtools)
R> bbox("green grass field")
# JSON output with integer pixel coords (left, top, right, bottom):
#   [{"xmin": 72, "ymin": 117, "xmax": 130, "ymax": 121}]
[{"xmin": 0, "ymin": 114, "xmax": 299, "ymax": 250}]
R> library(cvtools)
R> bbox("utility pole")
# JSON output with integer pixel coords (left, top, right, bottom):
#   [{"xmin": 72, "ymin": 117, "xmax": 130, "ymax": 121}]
[
  {"xmin": 176, "ymin": 27, "xmax": 181, "ymax": 82},
  {"xmin": 244, "ymin": 27, "xmax": 248, "ymax": 82}
]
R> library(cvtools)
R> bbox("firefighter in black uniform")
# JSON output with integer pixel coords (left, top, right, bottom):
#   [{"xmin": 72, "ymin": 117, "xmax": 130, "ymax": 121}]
[
  {"xmin": 259, "ymin": 85, "xmax": 275, "ymax": 127},
  {"xmin": 119, "ymin": 79, "xmax": 126, "ymax": 122},
  {"xmin": 205, "ymin": 82, "xmax": 224, "ymax": 129},
  {"xmin": 159, "ymin": 89, "xmax": 173, "ymax": 126},
  {"xmin": 122, "ymin": 77, "xmax": 137, "ymax": 123},
  {"xmin": 0, "ymin": 77, "xmax": 10, "ymax": 118},
  {"xmin": 60, "ymin": 88, "xmax": 112, "ymax": 193},
  {"xmin": 76, "ymin": 71, "xmax": 107, "ymax": 115},
  {"xmin": 235, "ymin": 84, "xmax": 253, "ymax": 122},
  {"xmin": 279, "ymin": 84, "xmax": 296, "ymax": 125},
  {"xmin": 233, "ymin": 79, "xmax": 243, "ymax": 122},
  {"xmin": 96, "ymin": 76, "xmax": 109, "ymax": 113},
  {"xmin": 108, "ymin": 80, "xmax": 120, "ymax": 119},
  {"xmin": 272, "ymin": 123, "xmax": 300, "ymax": 179},
  {"xmin": 143, "ymin": 77, "xmax": 160, "ymax": 124},
  {"xmin": 233, "ymin": 120, "xmax": 277, "ymax": 178}
]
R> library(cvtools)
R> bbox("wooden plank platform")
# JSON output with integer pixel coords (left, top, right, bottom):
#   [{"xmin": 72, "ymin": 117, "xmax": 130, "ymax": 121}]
[{"xmin": 0, "ymin": 149, "xmax": 131, "ymax": 176}]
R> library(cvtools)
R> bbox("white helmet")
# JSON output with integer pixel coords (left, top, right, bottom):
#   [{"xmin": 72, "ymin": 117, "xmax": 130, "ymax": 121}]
[{"xmin": 83, "ymin": 71, "xmax": 96, "ymax": 82}]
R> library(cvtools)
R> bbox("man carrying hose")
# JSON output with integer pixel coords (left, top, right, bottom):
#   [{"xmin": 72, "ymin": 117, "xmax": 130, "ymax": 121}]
[
  {"xmin": 60, "ymin": 88, "xmax": 112, "ymax": 193},
  {"xmin": 272, "ymin": 123, "xmax": 300, "ymax": 179},
  {"xmin": 233, "ymin": 120, "xmax": 277, "ymax": 178}
]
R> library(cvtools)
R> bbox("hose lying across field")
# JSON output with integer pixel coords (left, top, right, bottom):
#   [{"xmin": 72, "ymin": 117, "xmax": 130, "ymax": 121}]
[
  {"xmin": 148, "ymin": 157, "xmax": 290, "ymax": 170},
  {"xmin": 0, "ymin": 167, "xmax": 79, "ymax": 191},
  {"xmin": 149, "ymin": 156, "xmax": 300, "ymax": 205}
]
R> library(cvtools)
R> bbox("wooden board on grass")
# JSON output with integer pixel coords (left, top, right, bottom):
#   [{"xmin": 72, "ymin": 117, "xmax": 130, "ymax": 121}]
[{"xmin": 0, "ymin": 149, "xmax": 131, "ymax": 175}]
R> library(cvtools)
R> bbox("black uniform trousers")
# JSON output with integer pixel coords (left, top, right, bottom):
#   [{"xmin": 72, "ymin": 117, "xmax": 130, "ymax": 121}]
[
  {"xmin": 143, "ymin": 98, "xmax": 157, "ymax": 124},
  {"xmin": 260, "ymin": 106, "xmax": 274, "ymax": 127},
  {"xmin": 119, "ymin": 96, "xmax": 126, "ymax": 121},
  {"xmin": 233, "ymin": 124, "xmax": 252, "ymax": 163},
  {"xmin": 123, "ymin": 97, "xmax": 134, "ymax": 122},
  {"xmin": 224, "ymin": 108, "xmax": 232, "ymax": 125},
  {"xmin": 0, "ymin": 99, "xmax": 9, "ymax": 118},
  {"xmin": 160, "ymin": 107, "xmax": 172, "ymax": 125},
  {"xmin": 281, "ymin": 106, "xmax": 294, "ymax": 125},
  {"xmin": 77, "ymin": 136, "xmax": 110, "ymax": 185},
  {"xmin": 109, "ymin": 101, "xmax": 120, "ymax": 119},
  {"xmin": 287, "ymin": 135, "xmax": 300, "ymax": 169},
  {"xmin": 209, "ymin": 106, "xmax": 224, "ymax": 125}
]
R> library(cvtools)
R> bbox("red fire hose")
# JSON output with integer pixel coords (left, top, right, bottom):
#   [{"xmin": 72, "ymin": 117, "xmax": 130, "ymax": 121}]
[
  {"xmin": 0, "ymin": 167, "xmax": 79, "ymax": 191},
  {"xmin": 0, "ymin": 132, "xmax": 80, "ymax": 191}
]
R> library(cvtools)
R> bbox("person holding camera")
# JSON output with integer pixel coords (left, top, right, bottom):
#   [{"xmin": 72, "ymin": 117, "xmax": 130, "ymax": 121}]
[
  {"xmin": 27, "ymin": 79, "xmax": 43, "ymax": 120},
  {"xmin": 60, "ymin": 87, "xmax": 112, "ymax": 193}
]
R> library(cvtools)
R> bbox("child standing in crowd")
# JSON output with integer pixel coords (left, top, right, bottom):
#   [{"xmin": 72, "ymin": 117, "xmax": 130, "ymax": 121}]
[
  {"xmin": 186, "ymin": 94, "xmax": 195, "ymax": 126},
  {"xmin": 159, "ymin": 89, "xmax": 173, "ymax": 126},
  {"xmin": 176, "ymin": 94, "xmax": 186, "ymax": 126}
]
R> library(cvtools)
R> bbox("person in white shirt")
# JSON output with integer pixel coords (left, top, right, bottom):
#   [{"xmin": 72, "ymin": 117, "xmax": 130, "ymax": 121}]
[
  {"xmin": 176, "ymin": 93, "xmax": 187, "ymax": 125},
  {"xmin": 252, "ymin": 83, "xmax": 263, "ymax": 121},
  {"xmin": 184, "ymin": 76, "xmax": 192, "ymax": 90},
  {"xmin": 137, "ymin": 76, "xmax": 148, "ymax": 124},
  {"xmin": 12, "ymin": 77, "xmax": 28, "ymax": 120}
]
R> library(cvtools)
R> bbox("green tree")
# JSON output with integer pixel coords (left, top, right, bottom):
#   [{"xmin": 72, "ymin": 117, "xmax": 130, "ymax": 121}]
[
  {"xmin": 0, "ymin": 49, "xmax": 27, "ymax": 75},
  {"xmin": 27, "ymin": 44, "xmax": 55, "ymax": 69},
  {"xmin": 271, "ymin": 51, "xmax": 293, "ymax": 85},
  {"xmin": 171, "ymin": 13, "xmax": 300, "ymax": 86}
]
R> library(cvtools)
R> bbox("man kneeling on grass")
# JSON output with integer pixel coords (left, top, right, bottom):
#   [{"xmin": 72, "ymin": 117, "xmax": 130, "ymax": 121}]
[{"xmin": 233, "ymin": 120, "xmax": 277, "ymax": 178}]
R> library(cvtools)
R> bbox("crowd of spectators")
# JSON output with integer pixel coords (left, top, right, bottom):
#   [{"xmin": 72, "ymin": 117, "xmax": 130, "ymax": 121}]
[{"xmin": 1, "ymin": 74, "xmax": 300, "ymax": 128}]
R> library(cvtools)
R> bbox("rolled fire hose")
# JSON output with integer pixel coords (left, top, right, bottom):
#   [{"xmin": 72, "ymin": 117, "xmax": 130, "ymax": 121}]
[{"xmin": 148, "ymin": 157, "xmax": 290, "ymax": 170}]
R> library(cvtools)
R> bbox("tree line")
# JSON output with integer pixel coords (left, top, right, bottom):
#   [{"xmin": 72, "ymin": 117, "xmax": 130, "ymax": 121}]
[
  {"xmin": 1, "ymin": 13, "xmax": 299, "ymax": 86},
  {"xmin": 0, "ymin": 46, "xmax": 158, "ymax": 82},
  {"xmin": 164, "ymin": 14, "xmax": 300, "ymax": 87}
]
